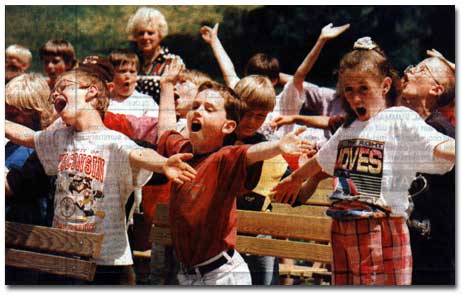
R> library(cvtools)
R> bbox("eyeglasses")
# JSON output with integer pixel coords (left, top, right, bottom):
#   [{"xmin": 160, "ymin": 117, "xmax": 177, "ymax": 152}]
[
  {"xmin": 404, "ymin": 63, "xmax": 441, "ymax": 86},
  {"xmin": 49, "ymin": 80, "xmax": 89, "ymax": 113}
]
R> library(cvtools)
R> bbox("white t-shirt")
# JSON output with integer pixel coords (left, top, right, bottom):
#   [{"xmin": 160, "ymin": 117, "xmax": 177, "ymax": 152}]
[
  {"xmin": 108, "ymin": 90, "xmax": 159, "ymax": 118},
  {"xmin": 34, "ymin": 127, "xmax": 153, "ymax": 265},
  {"xmin": 260, "ymin": 80, "xmax": 339, "ymax": 143},
  {"xmin": 316, "ymin": 107, "xmax": 454, "ymax": 217},
  {"xmin": 259, "ymin": 79, "xmax": 304, "ymax": 139}
]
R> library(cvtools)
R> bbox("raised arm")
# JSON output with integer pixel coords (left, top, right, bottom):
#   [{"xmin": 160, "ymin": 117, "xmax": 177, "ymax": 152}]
[
  {"xmin": 433, "ymin": 138, "xmax": 455, "ymax": 162},
  {"xmin": 129, "ymin": 148, "xmax": 196, "ymax": 185},
  {"xmin": 5, "ymin": 120, "xmax": 36, "ymax": 148},
  {"xmin": 200, "ymin": 23, "xmax": 240, "ymax": 89},
  {"xmin": 293, "ymin": 23, "xmax": 350, "ymax": 92},
  {"xmin": 157, "ymin": 57, "xmax": 185, "ymax": 142},
  {"xmin": 246, "ymin": 127, "xmax": 313, "ymax": 166}
]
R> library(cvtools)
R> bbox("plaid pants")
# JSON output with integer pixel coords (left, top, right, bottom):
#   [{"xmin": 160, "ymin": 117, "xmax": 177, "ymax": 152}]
[{"xmin": 331, "ymin": 217, "xmax": 412, "ymax": 285}]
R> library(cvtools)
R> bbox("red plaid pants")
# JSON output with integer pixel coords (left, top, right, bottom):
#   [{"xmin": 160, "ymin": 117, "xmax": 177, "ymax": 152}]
[{"xmin": 331, "ymin": 217, "xmax": 412, "ymax": 285}]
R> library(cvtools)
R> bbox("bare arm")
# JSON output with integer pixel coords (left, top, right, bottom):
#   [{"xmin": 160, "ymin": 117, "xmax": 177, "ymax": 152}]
[
  {"xmin": 246, "ymin": 127, "xmax": 313, "ymax": 166},
  {"xmin": 129, "ymin": 149, "xmax": 197, "ymax": 185},
  {"xmin": 293, "ymin": 23, "xmax": 350, "ymax": 93},
  {"xmin": 5, "ymin": 168, "xmax": 13, "ymax": 198},
  {"xmin": 5, "ymin": 120, "xmax": 36, "ymax": 148},
  {"xmin": 200, "ymin": 23, "xmax": 240, "ymax": 89},
  {"xmin": 433, "ymin": 139, "xmax": 455, "ymax": 162},
  {"xmin": 157, "ymin": 57, "xmax": 185, "ymax": 142},
  {"xmin": 271, "ymin": 115, "xmax": 332, "ymax": 130},
  {"xmin": 271, "ymin": 156, "xmax": 323, "ymax": 205}
]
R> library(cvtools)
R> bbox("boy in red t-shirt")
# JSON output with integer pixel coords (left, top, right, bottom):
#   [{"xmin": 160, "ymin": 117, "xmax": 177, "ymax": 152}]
[{"xmin": 157, "ymin": 80, "xmax": 309, "ymax": 285}]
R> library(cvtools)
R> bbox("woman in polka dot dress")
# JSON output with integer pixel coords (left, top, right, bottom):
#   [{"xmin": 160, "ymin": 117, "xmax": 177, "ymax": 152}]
[{"xmin": 127, "ymin": 7, "xmax": 184, "ymax": 104}]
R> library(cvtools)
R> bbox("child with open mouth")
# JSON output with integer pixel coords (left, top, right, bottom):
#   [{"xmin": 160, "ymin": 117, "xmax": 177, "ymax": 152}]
[{"xmin": 272, "ymin": 37, "xmax": 455, "ymax": 286}]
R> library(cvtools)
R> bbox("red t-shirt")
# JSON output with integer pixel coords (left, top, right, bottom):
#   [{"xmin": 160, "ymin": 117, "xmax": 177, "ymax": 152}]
[{"xmin": 158, "ymin": 131, "xmax": 262, "ymax": 267}]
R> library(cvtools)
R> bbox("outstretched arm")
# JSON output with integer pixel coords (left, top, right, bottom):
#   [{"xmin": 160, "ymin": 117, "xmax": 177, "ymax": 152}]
[
  {"xmin": 200, "ymin": 23, "xmax": 240, "ymax": 89},
  {"xmin": 293, "ymin": 23, "xmax": 350, "ymax": 93},
  {"xmin": 246, "ymin": 127, "xmax": 314, "ymax": 166},
  {"xmin": 5, "ymin": 120, "xmax": 36, "ymax": 148},
  {"xmin": 271, "ymin": 115, "xmax": 332, "ymax": 130},
  {"xmin": 157, "ymin": 57, "xmax": 185, "ymax": 142},
  {"xmin": 434, "ymin": 139, "xmax": 455, "ymax": 162},
  {"xmin": 129, "ymin": 149, "xmax": 197, "ymax": 185},
  {"xmin": 271, "ymin": 156, "xmax": 323, "ymax": 205}
]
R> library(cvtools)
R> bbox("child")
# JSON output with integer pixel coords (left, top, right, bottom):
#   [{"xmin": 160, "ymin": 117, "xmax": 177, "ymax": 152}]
[
  {"xmin": 108, "ymin": 49, "xmax": 159, "ymax": 118},
  {"xmin": 39, "ymin": 39, "xmax": 77, "ymax": 88},
  {"xmin": 400, "ymin": 55, "xmax": 456, "ymax": 284},
  {"xmin": 5, "ymin": 73, "xmax": 55, "ymax": 225},
  {"xmin": 5, "ymin": 44, "xmax": 32, "ymax": 83},
  {"xmin": 157, "ymin": 58, "xmax": 211, "ymax": 138},
  {"xmin": 5, "ymin": 59, "xmax": 197, "ymax": 285},
  {"xmin": 157, "ymin": 80, "xmax": 309, "ymax": 285},
  {"xmin": 229, "ymin": 75, "xmax": 289, "ymax": 285},
  {"xmin": 272, "ymin": 37, "xmax": 455, "ymax": 285}
]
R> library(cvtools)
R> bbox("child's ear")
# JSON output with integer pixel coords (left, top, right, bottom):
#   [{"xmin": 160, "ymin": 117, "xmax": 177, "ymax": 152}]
[
  {"xmin": 429, "ymin": 84, "xmax": 444, "ymax": 97},
  {"xmin": 20, "ymin": 62, "xmax": 30, "ymax": 72},
  {"xmin": 381, "ymin": 77, "xmax": 392, "ymax": 96},
  {"xmin": 85, "ymin": 85, "xmax": 99, "ymax": 102},
  {"xmin": 106, "ymin": 82, "xmax": 115, "ymax": 93},
  {"xmin": 222, "ymin": 120, "xmax": 237, "ymax": 135}
]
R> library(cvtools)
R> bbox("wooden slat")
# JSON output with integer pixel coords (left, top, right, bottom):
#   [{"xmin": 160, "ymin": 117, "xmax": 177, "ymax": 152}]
[
  {"xmin": 237, "ymin": 210, "xmax": 331, "ymax": 241},
  {"xmin": 153, "ymin": 208, "xmax": 331, "ymax": 242},
  {"xmin": 237, "ymin": 236, "xmax": 332, "ymax": 263},
  {"xmin": 6, "ymin": 248, "xmax": 97, "ymax": 281},
  {"xmin": 153, "ymin": 205, "xmax": 170, "ymax": 227},
  {"xmin": 272, "ymin": 203, "xmax": 328, "ymax": 217},
  {"xmin": 6, "ymin": 222, "xmax": 104, "ymax": 258},
  {"xmin": 150, "ymin": 226, "xmax": 172, "ymax": 246},
  {"xmin": 278, "ymin": 263, "xmax": 331, "ymax": 278},
  {"xmin": 150, "ymin": 227, "xmax": 331, "ymax": 263}
]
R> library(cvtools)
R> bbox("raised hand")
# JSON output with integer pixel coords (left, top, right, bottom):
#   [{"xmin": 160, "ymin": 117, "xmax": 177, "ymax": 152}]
[
  {"xmin": 320, "ymin": 23, "xmax": 350, "ymax": 41},
  {"xmin": 270, "ymin": 115, "xmax": 295, "ymax": 130},
  {"xmin": 271, "ymin": 174, "xmax": 304, "ymax": 205},
  {"xmin": 162, "ymin": 153, "xmax": 197, "ymax": 185},
  {"xmin": 200, "ymin": 23, "xmax": 219, "ymax": 45},
  {"xmin": 161, "ymin": 56, "xmax": 185, "ymax": 84},
  {"xmin": 279, "ymin": 127, "xmax": 314, "ymax": 155},
  {"xmin": 427, "ymin": 48, "xmax": 455, "ymax": 71}
]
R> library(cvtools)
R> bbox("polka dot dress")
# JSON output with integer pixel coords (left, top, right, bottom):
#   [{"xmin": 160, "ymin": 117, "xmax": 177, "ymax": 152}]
[{"xmin": 136, "ymin": 46, "xmax": 175, "ymax": 105}]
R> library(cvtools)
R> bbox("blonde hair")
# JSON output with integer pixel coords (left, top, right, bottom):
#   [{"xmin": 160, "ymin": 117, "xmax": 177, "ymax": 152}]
[
  {"xmin": 60, "ymin": 70, "xmax": 110, "ymax": 119},
  {"xmin": 5, "ymin": 73, "xmax": 53, "ymax": 128},
  {"xmin": 6, "ymin": 44, "xmax": 32, "ymax": 66},
  {"xmin": 177, "ymin": 69, "xmax": 211, "ymax": 87},
  {"xmin": 234, "ymin": 75, "xmax": 276, "ymax": 113},
  {"xmin": 126, "ymin": 7, "xmax": 168, "ymax": 41}
]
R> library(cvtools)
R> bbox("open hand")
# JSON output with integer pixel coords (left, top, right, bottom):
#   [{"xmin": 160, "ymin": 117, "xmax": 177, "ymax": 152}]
[
  {"xmin": 427, "ymin": 48, "xmax": 455, "ymax": 71},
  {"xmin": 320, "ymin": 23, "xmax": 350, "ymax": 41},
  {"xmin": 161, "ymin": 56, "xmax": 185, "ymax": 84},
  {"xmin": 270, "ymin": 115, "xmax": 295, "ymax": 130},
  {"xmin": 200, "ymin": 23, "xmax": 219, "ymax": 44},
  {"xmin": 271, "ymin": 174, "xmax": 304, "ymax": 205},
  {"xmin": 162, "ymin": 153, "xmax": 197, "ymax": 185},
  {"xmin": 279, "ymin": 127, "xmax": 315, "ymax": 155}
]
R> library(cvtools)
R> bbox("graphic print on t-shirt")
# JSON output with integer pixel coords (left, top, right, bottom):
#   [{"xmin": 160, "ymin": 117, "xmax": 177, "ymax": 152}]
[
  {"xmin": 333, "ymin": 139, "xmax": 384, "ymax": 200},
  {"xmin": 54, "ymin": 152, "xmax": 106, "ymax": 232}
]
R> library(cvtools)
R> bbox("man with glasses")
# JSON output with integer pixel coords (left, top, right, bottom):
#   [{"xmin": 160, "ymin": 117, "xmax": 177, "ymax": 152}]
[{"xmin": 401, "ymin": 55, "xmax": 455, "ymax": 285}]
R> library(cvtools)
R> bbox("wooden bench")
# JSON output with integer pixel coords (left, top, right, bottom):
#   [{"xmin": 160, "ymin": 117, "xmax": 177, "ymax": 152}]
[
  {"xmin": 6, "ymin": 221, "xmax": 104, "ymax": 282},
  {"xmin": 149, "ymin": 202, "xmax": 332, "ymax": 284}
]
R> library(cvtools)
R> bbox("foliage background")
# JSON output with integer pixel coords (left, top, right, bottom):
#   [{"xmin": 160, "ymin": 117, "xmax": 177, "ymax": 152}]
[{"xmin": 5, "ymin": 5, "xmax": 455, "ymax": 87}]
